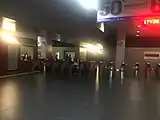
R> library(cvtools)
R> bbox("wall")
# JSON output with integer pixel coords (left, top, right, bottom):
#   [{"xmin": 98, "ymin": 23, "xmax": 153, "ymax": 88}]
[
  {"xmin": 16, "ymin": 22, "xmax": 37, "ymax": 39},
  {"xmin": 126, "ymin": 47, "xmax": 160, "ymax": 64},
  {"xmin": 104, "ymin": 32, "xmax": 117, "ymax": 62},
  {"xmin": 125, "ymin": 47, "xmax": 160, "ymax": 77},
  {"xmin": 0, "ymin": 41, "xmax": 8, "ymax": 75}
]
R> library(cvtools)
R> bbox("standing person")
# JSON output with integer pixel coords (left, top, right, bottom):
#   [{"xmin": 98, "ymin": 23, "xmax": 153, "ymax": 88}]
[
  {"xmin": 65, "ymin": 54, "xmax": 69, "ymax": 61},
  {"xmin": 72, "ymin": 58, "xmax": 79, "ymax": 75},
  {"xmin": 79, "ymin": 60, "xmax": 83, "ymax": 76},
  {"xmin": 68, "ymin": 55, "xmax": 72, "ymax": 63},
  {"xmin": 54, "ymin": 55, "xmax": 58, "ymax": 61}
]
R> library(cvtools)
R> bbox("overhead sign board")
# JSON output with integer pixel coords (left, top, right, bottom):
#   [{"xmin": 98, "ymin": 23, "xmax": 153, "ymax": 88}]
[{"xmin": 97, "ymin": 0, "xmax": 160, "ymax": 22}]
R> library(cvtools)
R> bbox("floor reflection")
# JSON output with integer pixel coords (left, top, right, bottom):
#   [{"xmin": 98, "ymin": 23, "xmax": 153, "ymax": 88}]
[
  {"xmin": 95, "ymin": 65, "xmax": 100, "ymax": 92},
  {"xmin": 0, "ymin": 80, "xmax": 21, "ymax": 120},
  {"xmin": 129, "ymin": 80, "xmax": 142, "ymax": 101},
  {"xmin": 35, "ymin": 74, "xmax": 46, "ymax": 102},
  {"xmin": 94, "ymin": 65, "xmax": 100, "ymax": 105}
]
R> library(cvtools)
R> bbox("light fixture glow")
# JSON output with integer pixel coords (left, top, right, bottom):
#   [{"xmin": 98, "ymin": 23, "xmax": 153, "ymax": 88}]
[
  {"xmin": 1, "ymin": 31, "xmax": 19, "ymax": 44},
  {"xmin": 86, "ymin": 43, "xmax": 103, "ymax": 53},
  {"xmin": 136, "ymin": 34, "xmax": 139, "ymax": 36},
  {"xmin": 138, "ymin": 25, "xmax": 141, "ymax": 28},
  {"xmin": 2, "ymin": 17, "xmax": 16, "ymax": 31},
  {"xmin": 77, "ymin": 0, "xmax": 98, "ymax": 10},
  {"xmin": 80, "ymin": 42, "xmax": 104, "ymax": 54},
  {"xmin": 137, "ymin": 31, "xmax": 140, "ymax": 33}
]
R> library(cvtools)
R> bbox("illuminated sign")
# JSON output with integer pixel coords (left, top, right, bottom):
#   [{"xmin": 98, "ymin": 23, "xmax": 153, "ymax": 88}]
[
  {"xmin": 97, "ymin": 0, "xmax": 160, "ymax": 22},
  {"xmin": 143, "ymin": 18, "xmax": 160, "ymax": 24}
]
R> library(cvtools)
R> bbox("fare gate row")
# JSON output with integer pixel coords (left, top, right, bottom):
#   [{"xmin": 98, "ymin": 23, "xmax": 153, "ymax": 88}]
[{"xmin": 43, "ymin": 61, "xmax": 160, "ymax": 80}]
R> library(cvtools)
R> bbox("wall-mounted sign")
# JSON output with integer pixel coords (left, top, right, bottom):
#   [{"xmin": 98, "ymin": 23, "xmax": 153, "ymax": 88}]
[{"xmin": 144, "ymin": 52, "xmax": 160, "ymax": 60}]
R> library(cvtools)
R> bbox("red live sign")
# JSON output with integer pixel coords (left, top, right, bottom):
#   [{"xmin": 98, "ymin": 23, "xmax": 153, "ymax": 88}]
[{"xmin": 143, "ymin": 18, "xmax": 160, "ymax": 25}]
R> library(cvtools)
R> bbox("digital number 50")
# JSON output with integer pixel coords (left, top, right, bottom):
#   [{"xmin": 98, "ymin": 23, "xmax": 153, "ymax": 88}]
[{"xmin": 102, "ymin": 0, "xmax": 123, "ymax": 16}]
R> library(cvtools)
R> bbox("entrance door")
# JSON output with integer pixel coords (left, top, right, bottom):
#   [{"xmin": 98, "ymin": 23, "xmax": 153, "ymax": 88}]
[{"xmin": 8, "ymin": 45, "xmax": 18, "ymax": 70}]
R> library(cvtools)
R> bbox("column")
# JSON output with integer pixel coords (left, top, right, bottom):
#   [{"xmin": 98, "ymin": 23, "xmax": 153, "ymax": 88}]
[{"xmin": 115, "ymin": 23, "xmax": 126, "ymax": 68}]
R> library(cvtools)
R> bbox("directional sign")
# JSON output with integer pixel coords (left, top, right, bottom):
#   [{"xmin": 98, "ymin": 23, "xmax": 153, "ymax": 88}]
[{"xmin": 97, "ymin": 0, "xmax": 160, "ymax": 22}]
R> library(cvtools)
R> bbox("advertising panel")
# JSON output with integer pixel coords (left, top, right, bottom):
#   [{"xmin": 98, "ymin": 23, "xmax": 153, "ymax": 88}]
[{"xmin": 97, "ymin": 0, "xmax": 160, "ymax": 22}]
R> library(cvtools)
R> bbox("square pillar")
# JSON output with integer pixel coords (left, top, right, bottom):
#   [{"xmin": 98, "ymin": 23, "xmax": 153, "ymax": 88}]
[{"xmin": 115, "ymin": 23, "xmax": 126, "ymax": 68}]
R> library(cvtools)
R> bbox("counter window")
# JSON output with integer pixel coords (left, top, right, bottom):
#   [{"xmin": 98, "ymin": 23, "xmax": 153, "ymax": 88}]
[{"xmin": 21, "ymin": 46, "xmax": 34, "ymax": 61}]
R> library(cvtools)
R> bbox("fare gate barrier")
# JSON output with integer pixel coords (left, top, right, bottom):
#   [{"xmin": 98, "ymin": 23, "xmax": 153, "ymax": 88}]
[
  {"xmin": 119, "ymin": 63, "xmax": 126, "ymax": 80},
  {"xmin": 45, "ymin": 60, "xmax": 160, "ymax": 80},
  {"xmin": 107, "ymin": 62, "xmax": 115, "ymax": 80},
  {"xmin": 133, "ymin": 62, "xmax": 140, "ymax": 77},
  {"xmin": 155, "ymin": 63, "xmax": 160, "ymax": 79},
  {"xmin": 144, "ymin": 62, "xmax": 152, "ymax": 79}
]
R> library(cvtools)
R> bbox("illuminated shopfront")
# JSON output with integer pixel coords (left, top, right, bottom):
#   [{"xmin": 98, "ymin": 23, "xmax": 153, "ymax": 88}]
[
  {"xmin": 0, "ymin": 17, "xmax": 19, "ymax": 71},
  {"xmin": 0, "ymin": 17, "xmax": 38, "ymax": 75}
]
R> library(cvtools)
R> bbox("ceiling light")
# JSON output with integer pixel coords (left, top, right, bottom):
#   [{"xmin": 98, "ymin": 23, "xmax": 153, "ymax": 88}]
[
  {"xmin": 137, "ymin": 31, "xmax": 140, "ymax": 33},
  {"xmin": 77, "ymin": 0, "xmax": 98, "ymax": 10},
  {"xmin": 136, "ymin": 34, "xmax": 139, "ymax": 36}
]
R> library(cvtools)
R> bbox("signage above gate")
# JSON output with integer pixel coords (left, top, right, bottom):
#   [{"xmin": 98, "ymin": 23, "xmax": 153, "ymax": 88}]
[
  {"xmin": 143, "ymin": 17, "xmax": 160, "ymax": 24},
  {"xmin": 97, "ymin": 0, "xmax": 160, "ymax": 22}
]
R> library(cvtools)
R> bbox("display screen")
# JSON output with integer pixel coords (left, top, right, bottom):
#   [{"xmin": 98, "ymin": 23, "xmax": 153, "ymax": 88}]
[{"xmin": 144, "ymin": 18, "xmax": 160, "ymax": 25}]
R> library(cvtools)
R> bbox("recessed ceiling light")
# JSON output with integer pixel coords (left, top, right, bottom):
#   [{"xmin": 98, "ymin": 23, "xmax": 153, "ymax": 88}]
[
  {"xmin": 137, "ymin": 31, "xmax": 140, "ymax": 33},
  {"xmin": 138, "ymin": 25, "xmax": 141, "ymax": 28},
  {"xmin": 136, "ymin": 34, "xmax": 139, "ymax": 36}
]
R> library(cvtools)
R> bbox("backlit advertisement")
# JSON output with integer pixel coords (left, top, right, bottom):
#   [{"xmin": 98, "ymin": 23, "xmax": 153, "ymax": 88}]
[{"xmin": 97, "ymin": 0, "xmax": 160, "ymax": 22}]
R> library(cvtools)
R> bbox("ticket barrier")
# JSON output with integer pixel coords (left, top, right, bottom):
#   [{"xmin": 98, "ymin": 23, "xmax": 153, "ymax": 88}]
[
  {"xmin": 144, "ymin": 62, "xmax": 152, "ymax": 78},
  {"xmin": 155, "ymin": 63, "xmax": 160, "ymax": 79},
  {"xmin": 120, "ymin": 62, "xmax": 126, "ymax": 80},
  {"xmin": 108, "ymin": 62, "xmax": 115, "ymax": 80},
  {"xmin": 133, "ymin": 62, "xmax": 140, "ymax": 77}
]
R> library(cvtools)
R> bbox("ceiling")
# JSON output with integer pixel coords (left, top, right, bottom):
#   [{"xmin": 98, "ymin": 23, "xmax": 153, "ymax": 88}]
[{"xmin": 0, "ymin": 0, "xmax": 97, "ymax": 30}]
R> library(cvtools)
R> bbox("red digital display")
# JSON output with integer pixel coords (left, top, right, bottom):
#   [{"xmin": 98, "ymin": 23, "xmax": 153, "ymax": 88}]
[{"xmin": 144, "ymin": 18, "xmax": 160, "ymax": 25}]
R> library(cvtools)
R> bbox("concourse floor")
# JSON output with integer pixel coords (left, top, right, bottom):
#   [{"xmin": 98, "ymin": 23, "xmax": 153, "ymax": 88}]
[{"xmin": 0, "ymin": 70, "xmax": 159, "ymax": 120}]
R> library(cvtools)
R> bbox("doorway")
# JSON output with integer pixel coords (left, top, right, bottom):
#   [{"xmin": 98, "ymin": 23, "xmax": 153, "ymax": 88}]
[{"xmin": 8, "ymin": 45, "xmax": 18, "ymax": 70}]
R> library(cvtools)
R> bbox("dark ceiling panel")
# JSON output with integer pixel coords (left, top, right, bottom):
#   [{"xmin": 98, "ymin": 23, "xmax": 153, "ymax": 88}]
[{"xmin": 0, "ymin": 0, "xmax": 94, "ymax": 29}]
